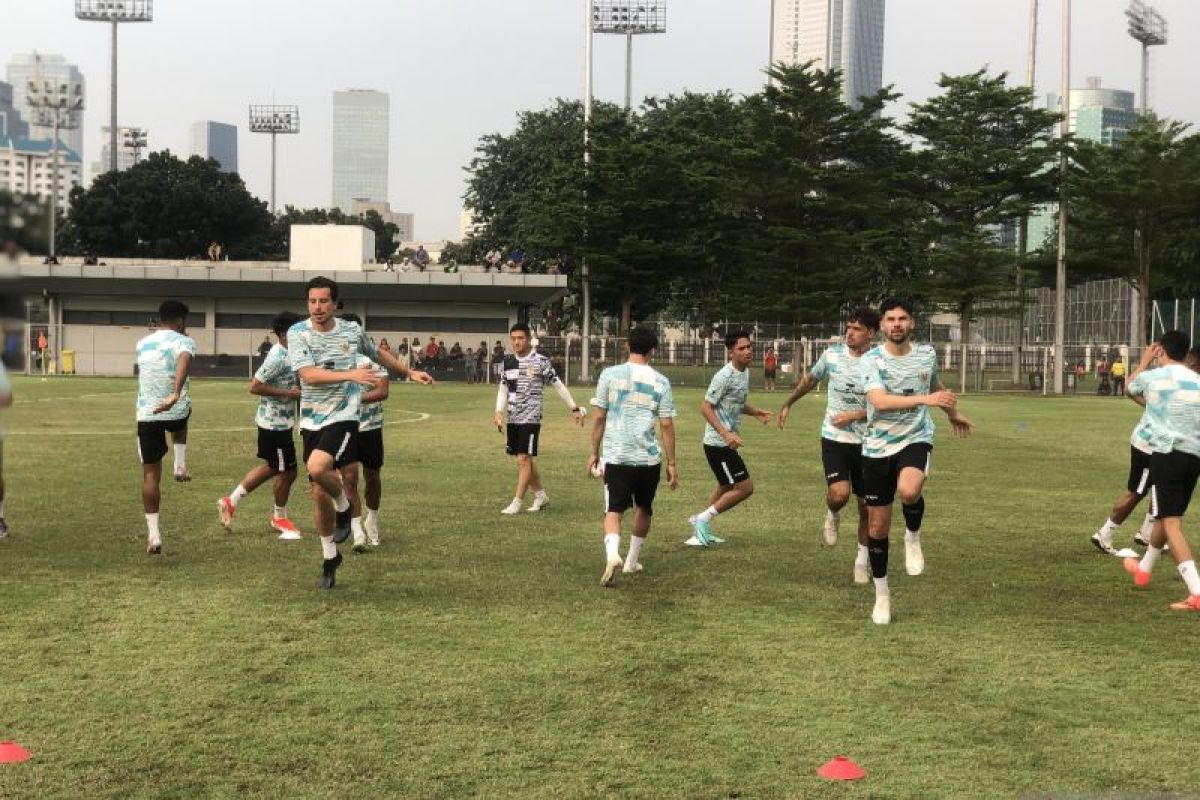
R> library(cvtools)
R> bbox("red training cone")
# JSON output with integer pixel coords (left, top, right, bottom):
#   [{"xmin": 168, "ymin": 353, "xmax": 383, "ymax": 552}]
[
  {"xmin": 817, "ymin": 755, "xmax": 866, "ymax": 781},
  {"xmin": 0, "ymin": 741, "xmax": 31, "ymax": 764}
]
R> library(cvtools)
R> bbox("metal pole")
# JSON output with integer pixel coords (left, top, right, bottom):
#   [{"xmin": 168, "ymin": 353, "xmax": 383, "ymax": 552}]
[
  {"xmin": 768, "ymin": 0, "xmax": 775, "ymax": 78},
  {"xmin": 582, "ymin": 0, "xmax": 594, "ymax": 382},
  {"xmin": 624, "ymin": 32, "xmax": 633, "ymax": 112},
  {"xmin": 270, "ymin": 130, "xmax": 277, "ymax": 215},
  {"xmin": 110, "ymin": 20, "xmax": 118, "ymax": 173},
  {"xmin": 1054, "ymin": 0, "xmax": 1070, "ymax": 394},
  {"xmin": 49, "ymin": 116, "xmax": 59, "ymax": 259},
  {"xmin": 1140, "ymin": 42, "xmax": 1149, "ymax": 113},
  {"xmin": 1014, "ymin": 0, "xmax": 1038, "ymax": 385}
]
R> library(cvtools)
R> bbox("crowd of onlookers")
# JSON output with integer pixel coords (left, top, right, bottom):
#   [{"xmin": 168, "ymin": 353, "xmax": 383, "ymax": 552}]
[{"xmin": 372, "ymin": 336, "xmax": 507, "ymax": 385}]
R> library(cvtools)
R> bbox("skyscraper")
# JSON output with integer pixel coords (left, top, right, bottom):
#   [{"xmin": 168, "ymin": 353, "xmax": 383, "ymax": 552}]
[
  {"xmin": 6, "ymin": 53, "xmax": 85, "ymax": 157},
  {"xmin": 90, "ymin": 126, "xmax": 141, "ymax": 181},
  {"xmin": 331, "ymin": 89, "xmax": 389, "ymax": 213},
  {"xmin": 190, "ymin": 121, "xmax": 238, "ymax": 173},
  {"xmin": 0, "ymin": 81, "xmax": 29, "ymax": 140},
  {"xmin": 769, "ymin": 0, "xmax": 885, "ymax": 108}
]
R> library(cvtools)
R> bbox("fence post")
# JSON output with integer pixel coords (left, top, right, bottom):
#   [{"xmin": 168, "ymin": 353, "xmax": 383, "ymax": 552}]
[{"xmin": 669, "ymin": 339, "xmax": 676, "ymax": 365}]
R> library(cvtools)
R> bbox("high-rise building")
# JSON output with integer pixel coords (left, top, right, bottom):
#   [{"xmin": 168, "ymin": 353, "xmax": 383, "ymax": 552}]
[
  {"xmin": 190, "ymin": 121, "xmax": 238, "ymax": 173},
  {"xmin": 0, "ymin": 135, "xmax": 83, "ymax": 205},
  {"xmin": 6, "ymin": 53, "xmax": 85, "ymax": 158},
  {"xmin": 331, "ymin": 89, "xmax": 389, "ymax": 212},
  {"xmin": 0, "ymin": 81, "xmax": 29, "ymax": 140},
  {"xmin": 90, "ymin": 126, "xmax": 142, "ymax": 181},
  {"xmin": 351, "ymin": 199, "xmax": 415, "ymax": 244},
  {"xmin": 769, "ymin": 0, "xmax": 885, "ymax": 108}
]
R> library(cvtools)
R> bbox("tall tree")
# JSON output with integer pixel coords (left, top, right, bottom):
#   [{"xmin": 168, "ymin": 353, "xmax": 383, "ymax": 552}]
[{"xmin": 904, "ymin": 69, "xmax": 1065, "ymax": 390}]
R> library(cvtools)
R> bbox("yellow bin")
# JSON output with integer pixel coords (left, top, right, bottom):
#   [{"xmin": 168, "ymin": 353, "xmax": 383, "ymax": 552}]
[{"xmin": 61, "ymin": 349, "xmax": 76, "ymax": 375}]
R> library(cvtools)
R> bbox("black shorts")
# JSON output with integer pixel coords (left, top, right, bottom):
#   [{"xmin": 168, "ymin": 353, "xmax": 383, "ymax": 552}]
[
  {"xmin": 136, "ymin": 412, "xmax": 190, "ymax": 465},
  {"xmin": 604, "ymin": 463, "xmax": 661, "ymax": 515},
  {"xmin": 821, "ymin": 437, "xmax": 865, "ymax": 496},
  {"xmin": 704, "ymin": 444, "xmax": 750, "ymax": 487},
  {"xmin": 301, "ymin": 421, "xmax": 360, "ymax": 468},
  {"xmin": 506, "ymin": 423, "xmax": 541, "ymax": 456},
  {"xmin": 1126, "ymin": 446, "xmax": 1153, "ymax": 497},
  {"xmin": 257, "ymin": 427, "xmax": 297, "ymax": 472},
  {"xmin": 358, "ymin": 427, "xmax": 385, "ymax": 470},
  {"xmin": 764, "ymin": 368, "xmax": 777, "ymax": 380},
  {"xmin": 862, "ymin": 442, "xmax": 932, "ymax": 507},
  {"xmin": 1149, "ymin": 450, "xmax": 1200, "ymax": 519}
]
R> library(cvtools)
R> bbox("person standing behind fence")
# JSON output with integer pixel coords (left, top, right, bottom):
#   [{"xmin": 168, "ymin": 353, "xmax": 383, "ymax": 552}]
[
  {"xmin": 1112, "ymin": 357, "xmax": 1127, "ymax": 396},
  {"xmin": 764, "ymin": 346, "xmax": 779, "ymax": 393}
]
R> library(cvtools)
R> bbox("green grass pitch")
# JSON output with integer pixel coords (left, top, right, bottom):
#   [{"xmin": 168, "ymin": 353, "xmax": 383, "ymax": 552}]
[{"xmin": 1, "ymin": 376, "xmax": 1196, "ymax": 798}]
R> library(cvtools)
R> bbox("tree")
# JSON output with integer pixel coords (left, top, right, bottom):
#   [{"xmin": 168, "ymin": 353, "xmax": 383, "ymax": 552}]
[
  {"xmin": 904, "ymin": 69, "xmax": 1065, "ymax": 390},
  {"xmin": 1069, "ymin": 116, "xmax": 1200, "ymax": 346},
  {"xmin": 0, "ymin": 190, "xmax": 49, "ymax": 255},
  {"xmin": 68, "ymin": 152, "xmax": 274, "ymax": 259}
]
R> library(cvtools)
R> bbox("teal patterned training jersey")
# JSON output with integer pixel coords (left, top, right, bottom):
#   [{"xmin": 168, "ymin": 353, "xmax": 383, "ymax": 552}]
[
  {"xmin": 287, "ymin": 318, "xmax": 380, "ymax": 431},
  {"xmin": 1127, "ymin": 364, "xmax": 1200, "ymax": 457},
  {"xmin": 809, "ymin": 343, "xmax": 868, "ymax": 445},
  {"xmin": 1129, "ymin": 404, "xmax": 1155, "ymax": 454},
  {"xmin": 591, "ymin": 362, "xmax": 676, "ymax": 467},
  {"xmin": 357, "ymin": 354, "xmax": 389, "ymax": 432},
  {"xmin": 861, "ymin": 343, "xmax": 939, "ymax": 458},
  {"xmin": 136, "ymin": 329, "xmax": 197, "ymax": 422},
  {"xmin": 254, "ymin": 343, "xmax": 298, "ymax": 431},
  {"xmin": 702, "ymin": 363, "xmax": 750, "ymax": 447}
]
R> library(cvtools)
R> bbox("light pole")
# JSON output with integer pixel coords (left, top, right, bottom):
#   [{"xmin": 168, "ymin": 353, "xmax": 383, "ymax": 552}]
[
  {"xmin": 1125, "ymin": 0, "xmax": 1167, "ymax": 114},
  {"xmin": 248, "ymin": 105, "xmax": 300, "ymax": 215},
  {"xmin": 1053, "ymin": 0, "xmax": 1070, "ymax": 395},
  {"xmin": 123, "ymin": 126, "xmax": 147, "ymax": 164},
  {"xmin": 582, "ymin": 0, "xmax": 595, "ymax": 382},
  {"xmin": 26, "ymin": 77, "xmax": 84, "ymax": 260},
  {"xmin": 592, "ymin": 1, "xmax": 667, "ymax": 112},
  {"xmin": 75, "ymin": 1, "xmax": 152, "ymax": 174},
  {"xmin": 1014, "ymin": 0, "xmax": 1038, "ymax": 385}
]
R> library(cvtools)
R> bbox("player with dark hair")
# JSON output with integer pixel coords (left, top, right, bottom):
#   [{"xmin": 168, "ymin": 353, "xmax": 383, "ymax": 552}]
[
  {"xmin": 217, "ymin": 311, "xmax": 305, "ymax": 540},
  {"xmin": 859, "ymin": 298, "xmax": 973, "ymax": 624},
  {"xmin": 493, "ymin": 321, "xmax": 585, "ymax": 514},
  {"xmin": 336, "ymin": 313, "xmax": 390, "ymax": 551},
  {"xmin": 588, "ymin": 326, "xmax": 678, "ymax": 585},
  {"xmin": 1121, "ymin": 332, "xmax": 1200, "ymax": 610},
  {"xmin": 688, "ymin": 330, "xmax": 773, "ymax": 546},
  {"xmin": 288, "ymin": 277, "xmax": 432, "ymax": 588},
  {"xmin": 135, "ymin": 300, "xmax": 196, "ymax": 554},
  {"xmin": 779, "ymin": 306, "xmax": 880, "ymax": 582}
]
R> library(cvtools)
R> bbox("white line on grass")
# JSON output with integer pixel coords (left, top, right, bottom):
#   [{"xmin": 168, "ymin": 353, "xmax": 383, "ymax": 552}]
[{"xmin": 12, "ymin": 410, "xmax": 432, "ymax": 436}]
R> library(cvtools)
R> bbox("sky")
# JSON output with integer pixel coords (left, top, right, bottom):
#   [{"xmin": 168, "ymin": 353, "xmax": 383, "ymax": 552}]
[{"xmin": 4, "ymin": 1, "xmax": 1198, "ymax": 241}]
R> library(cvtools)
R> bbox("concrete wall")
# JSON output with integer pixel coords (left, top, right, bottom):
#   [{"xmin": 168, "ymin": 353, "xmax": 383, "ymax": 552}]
[{"xmin": 289, "ymin": 225, "xmax": 374, "ymax": 271}]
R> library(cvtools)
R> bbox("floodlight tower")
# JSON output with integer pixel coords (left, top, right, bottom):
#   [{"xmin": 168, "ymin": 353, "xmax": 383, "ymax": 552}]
[
  {"xmin": 1126, "ymin": 0, "xmax": 1167, "ymax": 114},
  {"xmin": 75, "ymin": 1, "xmax": 153, "ymax": 174},
  {"xmin": 123, "ymin": 126, "xmax": 147, "ymax": 164},
  {"xmin": 248, "ymin": 105, "xmax": 300, "ymax": 214},
  {"xmin": 26, "ymin": 77, "xmax": 84, "ymax": 259},
  {"xmin": 593, "ymin": 1, "xmax": 667, "ymax": 112}
]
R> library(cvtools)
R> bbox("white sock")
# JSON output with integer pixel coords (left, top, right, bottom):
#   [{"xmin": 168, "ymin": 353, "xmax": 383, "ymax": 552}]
[
  {"xmin": 510, "ymin": 496, "xmax": 522, "ymax": 506},
  {"xmin": 351, "ymin": 517, "xmax": 364, "ymax": 537},
  {"xmin": 627, "ymin": 535, "xmax": 645, "ymax": 567},
  {"xmin": 904, "ymin": 529, "xmax": 920, "ymax": 544},
  {"xmin": 229, "ymin": 485, "xmax": 248, "ymax": 507},
  {"xmin": 828, "ymin": 509, "xmax": 840, "ymax": 522},
  {"xmin": 320, "ymin": 535, "xmax": 337, "ymax": 559},
  {"xmin": 1179, "ymin": 560, "xmax": 1200, "ymax": 596},
  {"xmin": 145, "ymin": 512, "xmax": 160, "ymax": 540},
  {"xmin": 873, "ymin": 576, "xmax": 889, "ymax": 596},
  {"xmin": 173, "ymin": 443, "xmax": 187, "ymax": 471},
  {"xmin": 535, "ymin": 489, "xmax": 548, "ymax": 500},
  {"xmin": 365, "ymin": 508, "xmax": 379, "ymax": 527},
  {"xmin": 273, "ymin": 505, "xmax": 287, "ymax": 519},
  {"xmin": 604, "ymin": 533, "xmax": 620, "ymax": 561},
  {"xmin": 333, "ymin": 492, "xmax": 350, "ymax": 513},
  {"xmin": 1139, "ymin": 545, "xmax": 1162, "ymax": 574},
  {"xmin": 856, "ymin": 544, "xmax": 869, "ymax": 565},
  {"xmin": 1097, "ymin": 518, "xmax": 1119, "ymax": 540},
  {"xmin": 1139, "ymin": 514, "xmax": 1155, "ymax": 538},
  {"xmin": 698, "ymin": 505, "xmax": 720, "ymax": 523}
]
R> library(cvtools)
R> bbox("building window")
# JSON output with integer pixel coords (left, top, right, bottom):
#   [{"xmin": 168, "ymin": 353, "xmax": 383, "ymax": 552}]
[
  {"xmin": 215, "ymin": 313, "xmax": 276, "ymax": 330},
  {"xmin": 65, "ymin": 309, "xmax": 206, "ymax": 327}
]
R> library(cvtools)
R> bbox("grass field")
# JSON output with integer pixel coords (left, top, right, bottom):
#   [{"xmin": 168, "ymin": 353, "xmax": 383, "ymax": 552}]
[{"xmin": 1, "ymin": 376, "xmax": 1198, "ymax": 799}]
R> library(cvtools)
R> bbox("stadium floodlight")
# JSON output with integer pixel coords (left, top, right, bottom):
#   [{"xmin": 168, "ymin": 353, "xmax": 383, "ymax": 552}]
[
  {"xmin": 26, "ymin": 77, "xmax": 85, "ymax": 260},
  {"xmin": 75, "ymin": 1, "xmax": 153, "ymax": 174},
  {"xmin": 122, "ymin": 126, "xmax": 148, "ymax": 164},
  {"xmin": 249, "ymin": 105, "xmax": 300, "ymax": 215},
  {"xmin": 1125, "ymin": 0, "xmax": 1167, "ymax": 114},
  {"xmin": 592, "ymin": 2, "xmax": 667, "ymax": 111}
]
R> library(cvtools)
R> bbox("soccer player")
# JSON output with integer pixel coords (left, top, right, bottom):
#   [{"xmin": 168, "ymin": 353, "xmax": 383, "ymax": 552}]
[
  {"xmin": 778, "ymin": 307, "xmax": 880, "ymax": 582},
  {"xmin": 588, "ymin": 326, "xmax": 678, "ymax": 586},
  {"xmin": 289, "ymin": 277, "xmax": 432, "ymax": 589},
  {"xmin": 860, "ymin": 298, "xmax": 973, "ymax": 624},
  {"xmin": 0, "ymin": 357, "xmax": 12, "ymax": 538},
  {"xmin": 688, "ymin": 331, "xmax": 772, "ymax": 546},
  {"xmin": 493, "ymin": 322, "xmax": 585, "ymax": 514},
  {"xmin": 1121, "ymin": 334, "xmax": 1200, "ymax": 610},
  {"xmin": 135, "ymin": 300, "xmax": 196, "ymax": 555},
  {"xmin": 217, "ymin": 311, "xmax": 305, "ymax": 540},
  {"xmin": 336, "ymin": 313, "xmax": 389, "ymax": 552}
]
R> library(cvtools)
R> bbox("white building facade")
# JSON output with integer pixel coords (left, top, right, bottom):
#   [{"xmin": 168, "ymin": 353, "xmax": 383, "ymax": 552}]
[
  {"xmin": 0, "ymin": 136, "xmax": 83, "ymax": 205},
  {"xmin": 770, "ymin": 0, "xmax": 885, "ymax": 109},
  {"xmin": 331, "ymin": 89, "xmax": 389, "ymax": 213}
]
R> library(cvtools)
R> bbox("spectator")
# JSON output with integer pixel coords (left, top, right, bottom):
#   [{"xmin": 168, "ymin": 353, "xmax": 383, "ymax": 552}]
[
  {"xmin": 1097, "ymin": 357, "xmax": 1110, "ymax": 379},
  {"xmin": 450, "ymin": 341, "xmax": 463, "ymax": 361},
  {"xmin": 436, "ymin": 340, "xmax": 447, "ymax": 364},
  {"xmin": 398, "ymin": 257, "xmax": 413, "ymax": 273},
  {"xmin": 207, "ymin": 241, "xmax": 222, "ymax": 262},
  {"xmin": 491, "ymin": 339, "xmax": 505, "ymax": 380},
  {"xmin": 484, "ymin": 248, "xmax": 502, "ymax": 273},
  {"xmin": 384, "ymin": 257, "xmax": 396, "ymax": 272},
  {"xmin": 1111, "ymin": 356, "xmax": 1127, "ymax": 396},
  {"xmin": 764, "ymin": 345, "xmax": 779, "ymax": 392},
  {"xmin": 414, "ymin": 245, "xmax": 431, "ymax": 272},
  {"xmin": 380, "ymin": 337, "xmax": 392, "ymax": 356},
  {"xmin": 412, "ymin": 337, "xmax": 422, "ymax": 365},
  {"xmin": 43, "ymin": 255, "xmax": 59, "ymax": 265},
  {"xmin": 465, "ymin": 347, "xmax": 478, "ymax": 384},
  {"xmin": 82, "ymin": 252, "xmax": 98, "ymax": 266},
  {"xmin": 475, "ymin": 343, "xmax": 488, "ymax": 382},
  {"xmin": 508, "ymin": 246, "xmax": 525, "ymax": 271},
  {"xmin": 257, "ymin": 335, "xmax": 272, "ymax": 358},
  {"xmin": 425, "ymin": 336, "xmax": 440, "ymax": 368},
  {"xmin": 443, "ymin": 260, "xmax": 459, "ymax": 274}
]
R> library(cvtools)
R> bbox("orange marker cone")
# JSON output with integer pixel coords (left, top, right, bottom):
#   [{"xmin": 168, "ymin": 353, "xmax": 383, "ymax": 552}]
[
  {"xmin": 817, "ymin": 755, "xmax": 866, "ymax": 781},
  {"xmin": 0, "ymin": 741, "xmax": 31, "ymax": 763}
]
